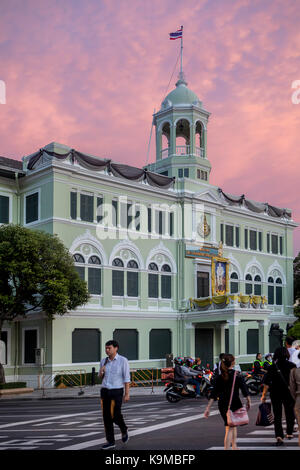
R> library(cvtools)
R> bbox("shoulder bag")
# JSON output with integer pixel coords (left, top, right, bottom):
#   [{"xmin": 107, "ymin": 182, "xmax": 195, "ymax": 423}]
[{"xmin": 226, "ymin": 370, "xmax": 249, "ymax": 427}]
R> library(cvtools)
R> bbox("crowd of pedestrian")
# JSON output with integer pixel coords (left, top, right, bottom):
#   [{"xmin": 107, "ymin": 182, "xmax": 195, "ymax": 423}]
[{"xmin": 98, "ymin": 336, "xmax": 300, "ymax": 451}]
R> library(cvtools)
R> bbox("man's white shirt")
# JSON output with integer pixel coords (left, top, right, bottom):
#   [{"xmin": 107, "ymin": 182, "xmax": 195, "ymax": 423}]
[{"xmin": 100, "ymin": 353, "xmax": 130, "ymax": 389}]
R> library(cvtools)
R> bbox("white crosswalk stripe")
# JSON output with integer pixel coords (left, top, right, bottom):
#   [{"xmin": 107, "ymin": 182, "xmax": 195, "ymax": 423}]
[{"xmin": 207, "ymin": 421, "xmax": 300, "ymax": 450}]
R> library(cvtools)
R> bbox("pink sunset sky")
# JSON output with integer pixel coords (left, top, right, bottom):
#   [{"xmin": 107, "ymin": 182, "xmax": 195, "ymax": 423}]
[{"xmin": 1, "ymin": 0, "xmax": 300, "ymax": 255}]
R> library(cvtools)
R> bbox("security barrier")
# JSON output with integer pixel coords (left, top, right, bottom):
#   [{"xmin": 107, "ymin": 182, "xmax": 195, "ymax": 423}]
[
  {"xmin": 130, "ymin": 368, "xmax": 160, "ymax": 391},
  {"xmin": 38, "ymin": 369, "xmax": 87, "ymax": 390}
]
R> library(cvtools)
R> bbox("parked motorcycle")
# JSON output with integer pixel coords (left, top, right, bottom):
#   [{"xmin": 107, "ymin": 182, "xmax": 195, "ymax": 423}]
[{"xmin": 244, "ymin": 372, "xmax": 264, "ymax": 395}]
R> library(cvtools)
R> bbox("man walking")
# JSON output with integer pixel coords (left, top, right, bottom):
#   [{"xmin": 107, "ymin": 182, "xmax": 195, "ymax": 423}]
[{"xmin": 99, "ymin": 340, "xmax": 130, "ymax": 450}]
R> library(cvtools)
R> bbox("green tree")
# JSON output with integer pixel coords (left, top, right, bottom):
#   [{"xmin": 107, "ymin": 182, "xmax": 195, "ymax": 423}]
[
  {"xmin": 0, "ymin": 225, "xmax": 90, "ymax": 383},
  {"xmin": 288, "ymin": 252, "xmax": 300, "ymax": 339}
]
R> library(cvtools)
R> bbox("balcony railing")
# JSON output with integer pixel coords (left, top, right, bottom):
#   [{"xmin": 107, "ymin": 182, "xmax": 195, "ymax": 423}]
[
  {"xmin": 175, "ymin": 145, "xmax": 190, "ymax": 155},
  {"xmin": 189, "ymin": 294, "xmax": 268, "ymax": 311},
  {"xmin": 195, "ymin": 147, "xmax": 204, "ymax": 158},
  {"xmin": 160, "ymin": 146, "xmax": 205, "ymax": 158}
]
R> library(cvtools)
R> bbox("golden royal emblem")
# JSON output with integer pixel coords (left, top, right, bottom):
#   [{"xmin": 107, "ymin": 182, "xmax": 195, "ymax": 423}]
[{"xmin": 197, "ymin": 214, "xmax": 210, "ymax": 238}]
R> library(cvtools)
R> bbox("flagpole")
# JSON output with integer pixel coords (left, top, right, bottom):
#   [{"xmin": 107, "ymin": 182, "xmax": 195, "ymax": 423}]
[{"xmin": 180, "ymin": 25, "xmax": 183, "ymax": 79}]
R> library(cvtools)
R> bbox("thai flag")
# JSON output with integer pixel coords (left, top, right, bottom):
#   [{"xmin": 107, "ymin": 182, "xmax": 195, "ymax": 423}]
[{"xmin": 169, "ymin": 27, "xmax": 183, "ymax": 40}]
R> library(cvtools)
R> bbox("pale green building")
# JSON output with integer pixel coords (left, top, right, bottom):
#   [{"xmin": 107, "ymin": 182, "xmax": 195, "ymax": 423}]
[{"xmin": 0, "ymin": 72, "xmax": 297, "ymax": 387}]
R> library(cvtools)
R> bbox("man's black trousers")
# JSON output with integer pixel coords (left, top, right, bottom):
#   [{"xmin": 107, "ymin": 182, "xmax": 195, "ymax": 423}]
[{"xmin": 100, "ymin": 387, "xmax": 127, "ymax": 444}]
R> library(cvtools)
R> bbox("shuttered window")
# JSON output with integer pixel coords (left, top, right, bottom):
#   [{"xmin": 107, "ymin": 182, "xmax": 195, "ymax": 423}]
[
  {"xmin": 70, "ymin": 192, "xmax": 77, "ymax": 220},
  {"xmin": 113, "ymin": 329, "xmax": 138, "ymax": 360},
  {"xmin": 225, "ymin": 225, "xmax": 234, "ymax": 246},
  {"xmin": 235, "ymin": 226, "xmax": 240, "ymax": 247},
  {"xmin": 268, "ymin": 277, "xmax": 274, "ymax": 305},
  {"xmin": 80, "ymin": 194, "xmax": 93, "ymax": 222},
  {"xmin": 0, "ymin": 195, "xmax": 9, "ymax": 224},
  {"xmin": 230, "ymin": 272, "xmax": 239, "ymax": 294},
  {"xmin": 250, "ymin": 230, "xmax": 257, "ymax": 250},
  {"xmin": 97, "ymin": 197, "xmax": 103, "ymax": 223},
  {"xmin": 244, "ymin": 229, "xmax": 248, "ymax": 249},
  {"xmin": 276, "ymin": 278, "xmax": 283, "ymax": 305},
  {"xmin": 88, "ymin": 268, "xmax": 101, "ymax": 295},
  {"xmin": 279, "ymin": 236, "xmax": 283, "ymax": 255},
  {"xmin": 112, "ymin": 258, "xmax": 124, "ymax": 296},
  {"xmin": 72, "ymin": 329, "xmax": 100, "ymax": 363},
  {"xmin": 197, "ymin": 272, "xmax": 209, "ymax": 298},
  {"xmin": 26, "ymin": 192, "xmax": 39, "ymax": 224},
  {"xmin": 169, "ymin": 212, "xmax": 174, "ymax": 237},
  {"xmin": 127, "ymin": 260, "xmax": 138, "ymax": 297},
  {"xmin": 247, "ymin": 329, "xmax": 259, "ymax": 354},
  {"xmin": 271, "ymin": 234, "xmax": 278, "ymax": 254},
  {"xmin": 149, "ymin": 329, "xmax": 171, "ymax": 359},
  {"xmin": 161, "ymin": 264, "xmax": 171, "ymax": 299},
  {"xmin": 258, "ymin": 231, "xmax": 262, "ymax": 251},
  {"xmin": 267, "ymin": 233, "xmax": 270, "ymax": 252},
  {"xmin": 148, "ymin": 207, "xmax": 152, "ymax": 233},
  {"xmin": 148, "ymin": 263, "xmax": 158, "ymax": 298},
  {"xmin": 112, "ymin": 200, "xmax": 118, "ymax": 226}
]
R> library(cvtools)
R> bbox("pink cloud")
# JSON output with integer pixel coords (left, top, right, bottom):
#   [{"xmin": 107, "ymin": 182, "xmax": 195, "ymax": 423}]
[{"xmin": 0, "ymin": 0, "xmax": 299, "ymax": 254}]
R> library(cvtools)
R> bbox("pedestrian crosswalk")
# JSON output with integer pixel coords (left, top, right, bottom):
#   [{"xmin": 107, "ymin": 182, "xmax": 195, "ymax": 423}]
[{"xmin": 207, "ymin": 423, "xmax": 300, "ymax": 450}]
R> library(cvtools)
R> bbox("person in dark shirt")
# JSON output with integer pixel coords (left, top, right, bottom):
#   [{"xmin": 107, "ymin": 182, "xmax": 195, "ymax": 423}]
[
  {"xmin": 204, "ymin": 353, "xmax": 251, "ymax": 450},
  {"xmin": 261, "ymin": 346, "xmax": 296, "ymax": 446}
]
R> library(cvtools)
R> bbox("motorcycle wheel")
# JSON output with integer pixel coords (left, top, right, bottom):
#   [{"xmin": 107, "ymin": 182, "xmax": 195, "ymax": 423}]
[
  {"xmin": 246, "ymin": 380, "xmax": 259, "ymax": 396},
  {"xmin": 166, "ymin": 393, "xmax": 181, "ymax": 403}
]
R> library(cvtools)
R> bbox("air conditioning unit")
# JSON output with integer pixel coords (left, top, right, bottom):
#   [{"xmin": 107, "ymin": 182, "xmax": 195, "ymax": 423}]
[{"xmin": 35, "ymin": 348, "xmax": 45, "ymax": 366}]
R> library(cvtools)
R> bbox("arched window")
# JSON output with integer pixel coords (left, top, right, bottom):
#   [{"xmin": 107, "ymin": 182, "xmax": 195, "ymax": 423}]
[
  {"xmin": 112, "ymin": 258, "xmax": 124, "ymax": 296},
  {"xmin": 268, "ymin": 277, "xmax": 274, "ymax": 305},
  {"xmin": 195, "ymin": 121, "xmax": 204, "ymax": 157},
  {"xmin": 275, "ymin": 278, "xmax": 283, "ymax": 305},
  {"xmin": 73, "ymin": 254, "xmax": 85, "ymax": 281},
  {"xmin": 176, "ymin": 119, "xmax": 190, "ymax": 155},
  {"xmin": 127, "ymin": 260, "xmax": 139, "ymax": 297},
  {"xmin": 245, "ymin": 274, "xmax": 252, "ymax": 295},
  {"xmin": 148, "ymin": 263, "xmax": 159, "ymax": 298},
  {"xmin": 161, "ymin": 122, "xmax": 170, "ymax": 158},
  {"xmin": 230, "ymin": 272, "xmax": 239, "ymax": 294},
  {"xmin": 88, "ymin": 256, "xmax": 101, "ymax": 295},
  {"xmin": 254, "ymin": 275, "xmax": 262, "ymax": 296},
  {"xmin": 161, "ymin": 264, "xmax": 172, "ymax": 299}
]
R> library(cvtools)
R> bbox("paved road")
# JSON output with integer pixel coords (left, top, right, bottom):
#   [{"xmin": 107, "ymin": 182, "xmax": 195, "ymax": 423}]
[{"xmin": 0, "ymin": 395, "xmax": 299, "ymax": 451}]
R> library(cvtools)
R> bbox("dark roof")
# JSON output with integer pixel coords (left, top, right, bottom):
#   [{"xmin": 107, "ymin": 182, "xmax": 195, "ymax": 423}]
[{"xmin": 0, "ymin": 156, "xmax": 23, "ymax": 170}]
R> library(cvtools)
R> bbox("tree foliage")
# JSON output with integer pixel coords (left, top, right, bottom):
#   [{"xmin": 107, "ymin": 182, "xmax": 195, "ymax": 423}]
[
  {"xmin": 288, "ymin": 252, "xmax": 300, "ymax": 339},
  {"xmin": 0, "ymin": 225, "xmax": 90, "ymax": 381}
]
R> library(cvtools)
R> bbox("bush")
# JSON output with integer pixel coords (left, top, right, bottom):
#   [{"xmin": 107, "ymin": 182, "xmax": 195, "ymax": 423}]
[{"xmin": 0, "ymin": 382, "xmax": 27, "ymax": 390}]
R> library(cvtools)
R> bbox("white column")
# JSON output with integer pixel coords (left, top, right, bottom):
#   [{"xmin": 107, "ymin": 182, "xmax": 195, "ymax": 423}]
[
  {"xmin": 227, "ymin": 319, "xmax": 240, "ymax": 358},
  {"xmin": 258, "ymin": 319, "xmax": 270, "ymax": 356}
]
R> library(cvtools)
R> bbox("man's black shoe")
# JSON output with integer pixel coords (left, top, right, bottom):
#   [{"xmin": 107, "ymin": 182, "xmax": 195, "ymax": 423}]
[
  {"xmin": 122, "ymin": 433, "xmax": 129, "ymax": 444},
  {"xmin": 101, "ymin": 442, "xmax": 116, "ymax": 450}
]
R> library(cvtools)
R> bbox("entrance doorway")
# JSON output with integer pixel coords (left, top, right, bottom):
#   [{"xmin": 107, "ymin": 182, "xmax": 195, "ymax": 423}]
[{"xmin": 195, "ymin": 328, "xmax": 214, "ymax": 368}]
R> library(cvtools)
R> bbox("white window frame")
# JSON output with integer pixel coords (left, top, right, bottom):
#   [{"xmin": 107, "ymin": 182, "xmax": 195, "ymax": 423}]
[
  {"xmin": 24, "ymin": 188, "xmax": 41, "ymax": 226},
  {"xmin": 0, "ymin": 191, "xmax": 13, "ymax": 225},
  {"xmin": 22, "ymin": 327, "xmax": 39, "ymax": 365},
  {"xmin": 0, "ymin": 327, "xmax": 11, "ymax": 366}
]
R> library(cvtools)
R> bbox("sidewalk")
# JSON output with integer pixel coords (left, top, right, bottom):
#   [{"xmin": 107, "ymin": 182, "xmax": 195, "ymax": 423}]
[{"xmin": 0, "ymin": 384, "xmax": 166, "ymax": 401}]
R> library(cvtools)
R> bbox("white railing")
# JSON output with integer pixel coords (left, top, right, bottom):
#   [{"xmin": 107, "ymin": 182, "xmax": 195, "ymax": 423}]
[
  {"xmin": 160, "ymin": 148, "xmax": 169, "ymax": 158},
  {"xmin": 195, "ymin": 147, "xmax": 204, "ymax": 158},
  {"xmin": 176, "ymin": 145, "xmax": 190, "ymax": 155}
]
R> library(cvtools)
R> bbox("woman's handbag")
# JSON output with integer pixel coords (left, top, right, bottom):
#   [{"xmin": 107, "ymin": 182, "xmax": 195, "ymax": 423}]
[
  {"xmin": 226, "ymin": 370, "xmax": 249, "ymax": 427},
  {"xmin": 256, "ymin": 402, "xmax": 274, "ymax": 427}
]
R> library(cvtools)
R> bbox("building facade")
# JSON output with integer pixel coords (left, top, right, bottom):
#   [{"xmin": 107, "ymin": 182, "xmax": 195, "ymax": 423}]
[{"xmin": 0, "ymin": 73, "xmax": 297, "ymax": 387}]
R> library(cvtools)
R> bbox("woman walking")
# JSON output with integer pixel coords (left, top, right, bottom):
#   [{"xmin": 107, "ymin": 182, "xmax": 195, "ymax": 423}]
[
  {"xmin": 204, "ymin": 354, "xmax": 251, "ymax": 450},
  {"xmin": 261, "ymin": 347, "xmax": 296, "ymax": 446}
]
